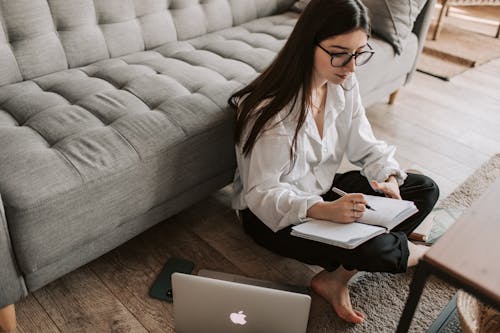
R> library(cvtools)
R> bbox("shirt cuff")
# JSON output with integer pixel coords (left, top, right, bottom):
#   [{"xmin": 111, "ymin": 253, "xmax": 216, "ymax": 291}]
[
  {"xmin": 380, "ymin": 168, "xmax": 407, "ymax": 186},
  {"xmin": 296, "ymin": 196, "xmax": 323, "ymax": 224}
]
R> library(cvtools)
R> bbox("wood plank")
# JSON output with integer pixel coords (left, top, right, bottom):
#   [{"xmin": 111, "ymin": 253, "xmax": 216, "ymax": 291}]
[
  {"xmin": 396, "ymin": 93, "xmax": 500, "ymax": 146},
  {"xmin": 452, "ymin": 68, "xmax": 500, "ymax": 102},
  {"xmin": 367, "ymin": 108, "xmax": 489, "ymax": 170},
  {"xmin": 33, "ymin": 266, "xmax": 147, "ymax": 333},
  {"xmin": 410, "ymin": 72, "xmax": 500, "ymax": 122},
  {"xmin": 372, "ymin": 92, "xmax": 500, "ymax": 156},
  {"xmin": 15, "ymin": 296, "xmax": 60, "ymax": 333},
  {"xmin": 89, "ymin": 234, "xmax": 176, "ymax": 333}
]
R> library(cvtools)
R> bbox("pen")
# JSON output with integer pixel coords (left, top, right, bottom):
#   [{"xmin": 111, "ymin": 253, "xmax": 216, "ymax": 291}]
[{"xmin": 331, "ymin": 187, "xmax": 376, "ymax": 211}]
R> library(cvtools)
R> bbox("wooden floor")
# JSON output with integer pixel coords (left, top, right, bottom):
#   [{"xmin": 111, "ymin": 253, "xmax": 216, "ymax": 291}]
[{"xmin": 12, "ymin": 60, "xmax": 500, "ymax": 333}]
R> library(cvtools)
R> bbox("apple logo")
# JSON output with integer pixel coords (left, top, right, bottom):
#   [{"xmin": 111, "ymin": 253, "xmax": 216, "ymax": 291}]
[{"xmin": 229, "ymin": 310, "xmax": 247, "ymax": 325}]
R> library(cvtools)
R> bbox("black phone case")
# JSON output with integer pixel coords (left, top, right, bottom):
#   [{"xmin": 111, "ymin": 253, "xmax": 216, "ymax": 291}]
[{"xmin": 149, "ymin": 257, "xmax": 194, "ymax": 302}]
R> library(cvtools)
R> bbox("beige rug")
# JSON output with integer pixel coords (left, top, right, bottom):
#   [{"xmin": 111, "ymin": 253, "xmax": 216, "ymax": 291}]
[
  {"xmin": 417, "ymin": 16, "xmax": 500, "ymax": 80},
  {"xmin": 308, "ymin": 153, "xmax": 500, "ymax": 332}
]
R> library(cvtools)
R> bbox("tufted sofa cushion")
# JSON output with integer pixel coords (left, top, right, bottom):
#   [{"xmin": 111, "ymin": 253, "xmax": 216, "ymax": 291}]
[
  {"xmin": 0, "ymin": 0, "xmax": 295, "ymax": 85},
  {"xmin": 0, "ymin": 9, "xmax": 296, "ymax": 275}
]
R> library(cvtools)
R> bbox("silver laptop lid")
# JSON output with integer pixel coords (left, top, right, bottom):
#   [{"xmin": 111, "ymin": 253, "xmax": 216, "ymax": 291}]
[{"xmin": 172, "ymin": 272, "xmax": 311, "ymax": 333}]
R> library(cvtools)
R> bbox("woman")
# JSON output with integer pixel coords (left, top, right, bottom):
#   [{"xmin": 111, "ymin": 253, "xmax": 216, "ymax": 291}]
[{"xmin": 228, "ymin": 0, "xmax": 439, "ymax": 324}]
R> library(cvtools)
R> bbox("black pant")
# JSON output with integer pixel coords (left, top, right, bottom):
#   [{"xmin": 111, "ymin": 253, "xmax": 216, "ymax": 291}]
[{"xmin": 240, "ymin": 171, "xmax": 439, "ymax": 273}]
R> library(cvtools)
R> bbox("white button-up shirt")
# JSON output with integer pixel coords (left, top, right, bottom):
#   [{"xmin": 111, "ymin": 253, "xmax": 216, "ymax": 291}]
[{"xmin": 232, "ymin": 75, "xmax": 407, "ymax": 232}]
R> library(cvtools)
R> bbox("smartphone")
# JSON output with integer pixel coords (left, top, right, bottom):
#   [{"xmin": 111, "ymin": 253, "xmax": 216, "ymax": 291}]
[{"xmin": 149, "ymin": 257, "xmax": 195, "ymax": 302}]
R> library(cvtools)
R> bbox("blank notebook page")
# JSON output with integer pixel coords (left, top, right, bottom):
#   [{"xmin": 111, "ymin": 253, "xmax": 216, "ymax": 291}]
[{"xmin": 358, "ymin": 195, "xmax": 417, "ymax": 229}]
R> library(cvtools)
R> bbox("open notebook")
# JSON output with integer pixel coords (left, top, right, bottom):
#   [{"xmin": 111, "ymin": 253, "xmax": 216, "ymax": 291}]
[{"xmin": 291, "ymin": 195, "xmax": 418, "ymax": 249}]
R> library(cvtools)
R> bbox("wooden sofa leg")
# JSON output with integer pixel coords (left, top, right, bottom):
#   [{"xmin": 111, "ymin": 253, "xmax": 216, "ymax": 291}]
[
  {"xmin": 0, "ymin": 304, "xmax": 16, "ymax": 332},
  {"xmin": 388, "ymin": 90, "xmax": 399, "ymax": 105}
]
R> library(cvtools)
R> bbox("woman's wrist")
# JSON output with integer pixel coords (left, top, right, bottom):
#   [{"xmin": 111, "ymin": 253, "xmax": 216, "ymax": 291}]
[{"xmin": 307, "ymin": 201, "xmax": 329, "ymax": 221}]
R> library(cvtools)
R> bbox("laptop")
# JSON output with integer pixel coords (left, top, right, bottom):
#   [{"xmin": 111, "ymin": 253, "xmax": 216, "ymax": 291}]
[{"xmin": 172, "ymin": 271, "xmax": 311, "ymax": 333}]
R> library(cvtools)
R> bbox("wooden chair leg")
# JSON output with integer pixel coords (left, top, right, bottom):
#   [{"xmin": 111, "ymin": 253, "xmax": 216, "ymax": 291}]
[
  {"xmin": 388, "ymin": 90, "xmax": 399, "ymax": 105},
  {"xmin": 432, "ymin": 1, "xmax": 449, "ymax": 40},
  {"xmin": 496, "ymin": 23, "xmax": 500, "ymax": 39},
  {"xmin": 0, "ymin": 304, "xmax": 16, "ymax": 332}
]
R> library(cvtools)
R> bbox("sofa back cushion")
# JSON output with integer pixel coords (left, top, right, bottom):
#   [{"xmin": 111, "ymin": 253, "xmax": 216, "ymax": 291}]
[
  {"xmin": 290, "ymin": 0, "xmax": 428, "ymax": 54},
  {"xmin": 0, "ymin": 0, "xmax": 68, "ymax": 84},
  {"xmin": 0, "ymin": 0, "xmax": 295, "ymax": 86},
  {"xmin": 362, "ymin": 0, "xmax": 428, "ymax": 55}
]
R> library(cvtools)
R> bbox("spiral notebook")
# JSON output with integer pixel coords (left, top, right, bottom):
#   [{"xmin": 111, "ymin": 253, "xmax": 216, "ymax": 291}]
[{"xmin": 291, "ymin": 195, "xmax": 418, "ymax": 249}]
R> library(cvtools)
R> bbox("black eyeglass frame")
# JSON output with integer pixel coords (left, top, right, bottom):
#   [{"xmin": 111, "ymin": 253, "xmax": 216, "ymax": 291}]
[{"xmin": 316, "ymin": 42, "xmax": 375, "ymax": 67}]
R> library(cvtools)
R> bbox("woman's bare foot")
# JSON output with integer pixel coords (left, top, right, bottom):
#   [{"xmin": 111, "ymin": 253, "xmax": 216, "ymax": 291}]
[
  {"xmin": 311, "ymin": 267, "xmax": 365, "ymax": 324},
  {"xmin": 407, "ymin": 241, "xmax": 429, "ymax": 267}
]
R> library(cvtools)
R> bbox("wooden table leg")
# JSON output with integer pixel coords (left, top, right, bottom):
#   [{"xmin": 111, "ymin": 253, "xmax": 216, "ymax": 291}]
[
  {"xmin": 432, "ymin": 1, "xmax": 449, "ymax": 40},
  {"xmin": 0, "ymin": 304, "xmax": 16, "ymax": 332},
  {"xmin": 396, "ymin": 261, "xmax": 430, "ymax": 333}
]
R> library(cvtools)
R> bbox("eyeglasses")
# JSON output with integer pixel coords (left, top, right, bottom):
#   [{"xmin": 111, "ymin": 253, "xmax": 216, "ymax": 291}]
[{"xmin": 316, "ymin": 43, "xmax": 374, "ymax": 67}]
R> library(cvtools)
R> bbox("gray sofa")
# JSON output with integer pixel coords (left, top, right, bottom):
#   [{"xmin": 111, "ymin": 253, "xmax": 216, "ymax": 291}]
[{"xmin": 0, "ymin": 0, "xmax": 435, "ymax": 315}]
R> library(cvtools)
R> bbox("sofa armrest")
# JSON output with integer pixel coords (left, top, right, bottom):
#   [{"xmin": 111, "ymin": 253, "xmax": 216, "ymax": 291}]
[
  {"xmin": 407, "ymin": 0, "xmax": 437, "ymax": 82},
  {"xmin": 0, "ymin": 195, "xmax": 27, "ymax": 307}
]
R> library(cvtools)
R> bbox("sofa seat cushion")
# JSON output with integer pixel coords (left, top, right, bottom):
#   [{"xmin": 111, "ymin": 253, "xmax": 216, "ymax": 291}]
[{"xmin": 0, "ymin": 13, "xmax": 296, "ymax": 274}]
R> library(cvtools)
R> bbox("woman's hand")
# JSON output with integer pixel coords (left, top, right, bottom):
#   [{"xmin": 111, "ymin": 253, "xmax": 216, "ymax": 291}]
[
  {"xmin": 370, "ymin": 176, "xmax": 401, "ymax": 199},
  {"xmin": 307, "ymin": 193, "xmax": 368, "ymax": 223}
]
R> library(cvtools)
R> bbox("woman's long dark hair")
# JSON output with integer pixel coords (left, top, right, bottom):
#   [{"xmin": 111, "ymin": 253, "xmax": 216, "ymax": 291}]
[{"xmin": 228, "ymin": 0, "xmax": 370, "ymax": 161}]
